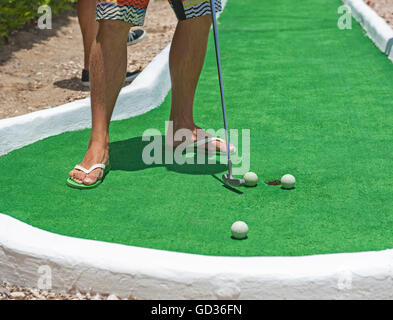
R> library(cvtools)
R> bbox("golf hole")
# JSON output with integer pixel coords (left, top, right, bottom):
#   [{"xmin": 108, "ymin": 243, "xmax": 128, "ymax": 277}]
[{"xmin": 265, "ymin": 180, "xmax": 281, "ymax": 186}]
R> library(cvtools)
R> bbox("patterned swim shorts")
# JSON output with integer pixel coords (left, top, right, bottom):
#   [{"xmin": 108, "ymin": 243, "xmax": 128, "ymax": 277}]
[{"xmin": 96, "ymin": 0, "xmax": 222, "ymax": 26}]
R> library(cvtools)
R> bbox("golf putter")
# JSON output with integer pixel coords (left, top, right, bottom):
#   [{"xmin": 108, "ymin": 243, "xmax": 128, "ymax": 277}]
[{"xmin": 209, "ymin": 0, "xmax": 245, "ymax": 187}]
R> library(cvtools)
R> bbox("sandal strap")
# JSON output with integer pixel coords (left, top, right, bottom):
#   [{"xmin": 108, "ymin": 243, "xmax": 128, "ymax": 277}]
[
  {"xmin": 194, "ymin": 137, "xmax": 236, "ymax": 154},
  {"xmin": 74, "ymin": 163, "xmax": 106, "ymax": 174},
  {"xmin": 193, "ymin": 137, "xmax": 223, "ymax": 147}
]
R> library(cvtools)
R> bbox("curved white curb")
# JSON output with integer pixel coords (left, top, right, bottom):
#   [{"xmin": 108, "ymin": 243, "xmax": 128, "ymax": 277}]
[
  {"xmin": 0, "ymin": 45, "xmax": 171, "ymax": 156},
  {"xmin": 2, "ymin": 0, "xmax": 393, "ymax": 300},
  {"xmin": 1, "ymin": 214, "xmax": 393, "ymax": 300},
  {"xmin": 344, "ymin": 0, "xmax": 393, "ymax": 61}
]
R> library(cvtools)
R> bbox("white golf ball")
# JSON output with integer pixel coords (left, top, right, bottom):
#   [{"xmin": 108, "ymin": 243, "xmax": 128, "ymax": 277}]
[
  {"xmin": 231, "ymin": 221, "xmax": 249, "ymax": 240},
  {"xmin": 243, "ymin": 172, "xmax": 258, "ymax": 187},
  {"xmin": 281, "ymin": 174, "xmax": 296, "ymax": 189}
]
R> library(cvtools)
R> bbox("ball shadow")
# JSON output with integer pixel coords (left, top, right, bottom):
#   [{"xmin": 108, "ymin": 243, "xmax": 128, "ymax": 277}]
[{"xmin": 230, "ymin": 236, "xmax": 248, "ymax": 240}]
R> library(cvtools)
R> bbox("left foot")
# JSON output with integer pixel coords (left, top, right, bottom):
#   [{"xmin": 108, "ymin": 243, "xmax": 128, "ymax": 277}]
[{"xmin": 69, "ymin": 142, "xmax": 110, "ymax": 186}]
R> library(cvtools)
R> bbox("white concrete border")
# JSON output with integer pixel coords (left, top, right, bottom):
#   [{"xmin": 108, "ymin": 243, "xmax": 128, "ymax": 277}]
[
  {"xmin": 2, "ymin": 214, "xmax": 393, "ymax": 300},
  {"xmin": 2, "ymin": 0, "xmax": 393, "ymax": 300},
  {"xmin": 344, "ymin": 0, "xmax": 393, "ymax": 62}
]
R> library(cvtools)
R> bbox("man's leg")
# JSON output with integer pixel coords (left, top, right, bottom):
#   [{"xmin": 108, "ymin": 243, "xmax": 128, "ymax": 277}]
[
  {"xmin": 77, "ymin": 0, "xmax": 144, "ymax": 87},
  {"xmin": 167, "ymin": 14, "xmax": 232, "ymax": 152},
  {"xmin": 69, "ymin": 20, "xmax": 131, "ymax": 185},
  {"xmin": 77, "ymin": 0, "xmax": 98, "ymax": 71}
]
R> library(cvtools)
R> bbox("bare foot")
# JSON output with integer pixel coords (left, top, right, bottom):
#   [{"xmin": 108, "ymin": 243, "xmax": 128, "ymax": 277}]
[
  {"xmin": 69, "ymin": 143, "xmax": 110, "ymax": 186},
  {"xmin": 166, "ymin": 124, "xmax": 235, "ymax": 153}
]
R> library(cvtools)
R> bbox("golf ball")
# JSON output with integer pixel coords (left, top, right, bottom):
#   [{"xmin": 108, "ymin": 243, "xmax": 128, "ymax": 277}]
[
  {"xmin": 231, "ymin": 221, "xmax": 248, "ymax": 240},
  {"xmin": 244, "ymin": 172, "xmax": 258, "ymax": 187},
  {"xmin": 281, "ymin": 174, "xmax": 296, "ymax": 189}
]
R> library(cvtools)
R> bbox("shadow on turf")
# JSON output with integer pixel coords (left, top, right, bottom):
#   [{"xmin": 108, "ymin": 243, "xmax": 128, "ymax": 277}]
[
  {"xmin": 231, "ymin": 236, "xmax": 248, "ymax": 240},
  {"xmin": 211, "ymin": 174, "xmax": 243, "ymax": 194},
  {"xmin": 109, "ymin": 136, "xmax": 227, "ymax": 176}
]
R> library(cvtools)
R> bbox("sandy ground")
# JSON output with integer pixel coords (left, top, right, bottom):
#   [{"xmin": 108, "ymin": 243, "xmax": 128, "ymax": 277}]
[
  {"xmin": 1, "ymin": 0, "xmax": 393, "ymax": 301},
  {"xmin": 0, "ymin": 0, "xmax": 176, "ymax": 119},
  {"xmin": 367, "ymin": 0, "xmax": 393, "ymax": 27}
]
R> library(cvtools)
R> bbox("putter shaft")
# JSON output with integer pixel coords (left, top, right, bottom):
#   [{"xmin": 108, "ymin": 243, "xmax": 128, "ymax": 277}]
[{"xmin": 210, "ymin": 1, "xmax": 243, "ymax": 187}]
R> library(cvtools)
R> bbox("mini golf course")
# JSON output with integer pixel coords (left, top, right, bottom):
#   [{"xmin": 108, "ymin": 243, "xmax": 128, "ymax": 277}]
[{"xmin": 1, "ymin": 0, "xmax": 393, "ymax": 257}]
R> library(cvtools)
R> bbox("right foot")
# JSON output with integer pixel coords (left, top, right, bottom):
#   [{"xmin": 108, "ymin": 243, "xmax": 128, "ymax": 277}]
[
  {"xmin": 69, "ymin": 144, "xmax": 110, "ymax": 186},
  {"xmin": 166, "ymin": 126, "xmax": 236, "ymax": 154}
]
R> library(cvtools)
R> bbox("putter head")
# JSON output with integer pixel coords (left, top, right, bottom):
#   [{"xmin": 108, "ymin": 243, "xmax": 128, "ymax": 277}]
[{"xmin": 222, "ymin": 174, "xmax": 245, "ymax": 187}]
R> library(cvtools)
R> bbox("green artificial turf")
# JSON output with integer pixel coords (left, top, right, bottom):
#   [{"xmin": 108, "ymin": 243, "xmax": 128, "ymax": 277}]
[{"xmin": 1, "ymin": 0, "xmax": 393, "ymax": 256}]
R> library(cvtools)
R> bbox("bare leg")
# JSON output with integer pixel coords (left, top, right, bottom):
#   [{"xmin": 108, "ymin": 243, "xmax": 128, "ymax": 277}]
[
  {"xmin": 77, "ymin": 0, "xmax": 98, "ymax": 71},
  {"xmin": 69, "ymin": 20, "xmax": 131, "ymax": 185},
  {"xmin": 167, "ymin": 15, "xmax": 232, "ymax": 152}
]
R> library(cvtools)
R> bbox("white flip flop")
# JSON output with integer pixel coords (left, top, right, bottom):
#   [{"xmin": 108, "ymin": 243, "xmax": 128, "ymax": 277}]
[
  {"xmin": 67, "ymin": 163, "xmax": 111, "ymax": 189},
  {"xmin": 192, "ymin": 137, "xmax": 236, "ymax": 155}
]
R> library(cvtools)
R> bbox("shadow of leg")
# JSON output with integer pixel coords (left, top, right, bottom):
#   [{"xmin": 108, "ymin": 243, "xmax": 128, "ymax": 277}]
[{"xmin": 109, "ymin": 135, "xmax": 227, "ymax": 176}]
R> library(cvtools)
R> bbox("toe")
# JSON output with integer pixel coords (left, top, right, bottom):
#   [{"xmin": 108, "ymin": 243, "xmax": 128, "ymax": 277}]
[
  {"xmin": 214, "ymin": 139, "xmax": 234, "ymax": 153},
  {"xmin": 73, "ymin": 170, "xmax": 86, "ymax": 184},
  {"xmin": 194, "ymin": 128, "xmax": 235, "ymax": 153},
  {"xmin": 83, "ymin": 174, "xmax": 96, "ymax": 185},
  {"xmin": 83, "ymin": 169, "xmax": 103, "ymax": 185}
]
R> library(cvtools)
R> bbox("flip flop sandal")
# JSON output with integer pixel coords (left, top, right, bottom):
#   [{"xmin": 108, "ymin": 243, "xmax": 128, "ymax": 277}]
[
  {"xmin": 191, "ymin": 137, "xmax": 236, "ymax": 155},
  {"xmin": 165, "ymin": 137, "xmax": 236, "ymax": 158},
  {"xmin": 66, "ymin": 163, "xmax": 111, "ymax": 189}
]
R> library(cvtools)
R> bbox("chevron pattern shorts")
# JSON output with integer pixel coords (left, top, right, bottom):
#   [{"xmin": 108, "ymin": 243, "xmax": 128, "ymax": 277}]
[{"xmin": 96, "ymin": 0, "xmax": 222, "ymax": 26}]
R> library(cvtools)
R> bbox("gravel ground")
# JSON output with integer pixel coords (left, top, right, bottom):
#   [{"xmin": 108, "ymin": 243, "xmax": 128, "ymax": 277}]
[
  {"xmin": 0, "ymin": 281, "xmax": 132, "ymax": 300},
  {"xmin": 366, "ymin": 0, "xmax": 393, "ymax": 27}
]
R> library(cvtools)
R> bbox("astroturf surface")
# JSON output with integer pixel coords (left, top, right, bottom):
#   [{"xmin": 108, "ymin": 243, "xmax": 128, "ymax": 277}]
[{"xmin": 1, "ymin": 0, "xmax": 393, "ymax": 256}]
